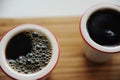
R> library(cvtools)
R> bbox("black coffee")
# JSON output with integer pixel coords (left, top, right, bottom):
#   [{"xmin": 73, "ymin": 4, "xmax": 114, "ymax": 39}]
[
  {"xmin": 87, "ymin": 9, "xmax": 120, "ymax": 46},
  {"xmin": 6, "ymin": 33, "xmax": 32, "ymax": 59},
  {"xmin": 6, "ymin": 31, "xmax": 52, "ymax": 74}
]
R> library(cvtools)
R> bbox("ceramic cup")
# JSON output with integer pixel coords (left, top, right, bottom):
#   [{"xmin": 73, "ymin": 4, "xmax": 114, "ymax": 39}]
[
  {"xmin": 80, "ymin": 3, "xmax": 120, "ymax": 63},
  {"xmin": 0, "ymin": 24, "xmax": 60, "ymax": 80}
]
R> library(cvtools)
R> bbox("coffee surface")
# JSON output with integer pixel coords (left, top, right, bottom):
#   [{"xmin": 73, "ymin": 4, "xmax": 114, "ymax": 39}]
[
  {"xmin": 87, "ymin": 9, "xmax": 120, "ymax": 46},
  {"xmin": 6, "ymin": 33, "xmax": 32, "ymax": 59},
  {"xmin": 6, "ymin": 31, "xmax": 52, "ymax": 74}
]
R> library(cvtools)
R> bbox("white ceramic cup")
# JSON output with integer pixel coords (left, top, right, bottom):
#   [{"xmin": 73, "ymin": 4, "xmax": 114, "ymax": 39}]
[
  {"xmin": 0, "ymin": 24, "xmax": 60, "ymax": 80},
  {"xmin": 80, "ymin": 3, "xmax": 120, "ymax": 63}
]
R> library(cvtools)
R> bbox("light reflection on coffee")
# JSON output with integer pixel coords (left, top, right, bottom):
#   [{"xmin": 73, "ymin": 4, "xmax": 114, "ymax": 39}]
[
  {"xmin": 6, "ymin": 31, "xmax": 52, "ymax": 74},
  {"xmin": 87, "ymin": 9, "xmax": 120, "ymax": 46}
]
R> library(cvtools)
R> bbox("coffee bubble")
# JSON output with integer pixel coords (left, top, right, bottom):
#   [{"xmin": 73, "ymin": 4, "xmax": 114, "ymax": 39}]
[{"xmin": 6, "ymin": 31, "xmax": 52, "ymax": 74}]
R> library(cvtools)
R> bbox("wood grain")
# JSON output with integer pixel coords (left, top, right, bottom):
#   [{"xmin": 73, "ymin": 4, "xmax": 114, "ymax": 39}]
[{"xmin": 0, "ymin": 17, "xmax": 120, "ymax": 80}]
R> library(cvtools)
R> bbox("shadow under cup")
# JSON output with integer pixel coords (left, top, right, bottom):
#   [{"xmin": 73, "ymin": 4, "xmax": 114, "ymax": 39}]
[{"xmin": 0, "ymin": 24, "xmax": 59, "ymax": 80}]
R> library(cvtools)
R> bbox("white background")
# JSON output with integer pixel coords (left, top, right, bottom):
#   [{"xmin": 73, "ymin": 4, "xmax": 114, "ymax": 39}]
[{"xmin": 0, "ymin": 0, "xmax": 119, "ymax": 18}]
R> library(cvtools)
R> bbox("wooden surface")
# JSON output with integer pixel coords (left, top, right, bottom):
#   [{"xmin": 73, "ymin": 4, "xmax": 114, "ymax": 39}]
[{"xmin": 0, "ymin": 17, "xmax": 120, "ymax": 80}]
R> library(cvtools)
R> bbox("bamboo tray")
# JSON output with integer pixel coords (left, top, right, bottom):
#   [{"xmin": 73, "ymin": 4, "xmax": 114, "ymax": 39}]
[{"xmin": 0, "ymin": 17, "xmax": 120, "ymax": 80}]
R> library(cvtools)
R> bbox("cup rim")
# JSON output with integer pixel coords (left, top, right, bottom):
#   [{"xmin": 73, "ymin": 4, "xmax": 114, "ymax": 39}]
[
  {"xmin": 0, "ymin": 24, "xmax": 60, "ymax": 80},
  {"xmin": 80, "ymin": 3, "xmax": 120, "ymax": 54}
]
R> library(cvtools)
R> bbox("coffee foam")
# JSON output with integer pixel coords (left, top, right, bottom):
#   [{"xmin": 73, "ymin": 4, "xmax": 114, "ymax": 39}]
[{"xmin": 7, "ymin": 31, "xmax": 52, "ymax": 74}]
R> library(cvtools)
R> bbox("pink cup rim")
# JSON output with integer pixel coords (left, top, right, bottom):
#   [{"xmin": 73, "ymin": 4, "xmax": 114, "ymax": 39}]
[
  {"xmin": 0, "ymin": 24, "xmax": 60, "ymax": 80},
  {"xmin": 80, "ymin": 3, "xmax": 120, "ymax": 54}
]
